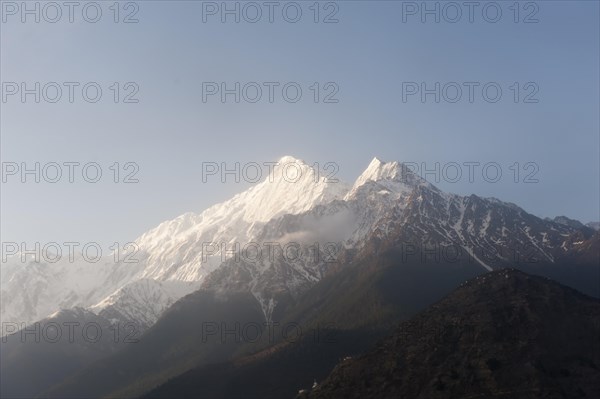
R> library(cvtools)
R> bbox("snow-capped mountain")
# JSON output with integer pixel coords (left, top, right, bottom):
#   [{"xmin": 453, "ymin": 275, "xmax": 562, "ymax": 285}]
[
  {"xmin": 200, "ymin": 158, "xmax": 436, "ymax": 320},
  {"xmin": 133, "ymin": 155, "xmax": 350, "ymax": 282},
  {"xmin": 1, "ymin": 156, "xmax": 595, "ymax": 332},
  {"xmin": 199, "ymin": 157, "xmax": 597, "ymax": 320},
  {"xmin": 0, "ymin": 253, "xmax": 146, "ymax": 332},
  {"xmin": 1, "ymin": 157, "xmax": 349, "ymax": 330}
]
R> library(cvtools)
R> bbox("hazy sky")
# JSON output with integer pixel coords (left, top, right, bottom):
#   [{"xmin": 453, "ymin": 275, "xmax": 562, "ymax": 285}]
[{"xmin": 1, "ymin": 0, "xmax": 599, "ymax": 249}]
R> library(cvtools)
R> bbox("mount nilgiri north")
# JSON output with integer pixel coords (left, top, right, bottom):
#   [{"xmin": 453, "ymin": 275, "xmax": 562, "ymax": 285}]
[
  {"xmin": 2, "ymin": 156, "xmax": 598, "ymax": 331},
  {"xmin": 2, "ymin": 156, "xmax": 599, "ymax": 399}
]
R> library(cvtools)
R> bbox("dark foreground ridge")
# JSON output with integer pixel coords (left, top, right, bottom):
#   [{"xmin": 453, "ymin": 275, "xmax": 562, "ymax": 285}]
[{"xmin": 300, "ymin": 268, "xmax": 600, "ymax": 399}]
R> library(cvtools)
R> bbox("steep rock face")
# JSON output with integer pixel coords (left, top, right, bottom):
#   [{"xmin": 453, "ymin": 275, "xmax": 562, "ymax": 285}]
[{"xmin": 303, "ymin": 269, "xmax": 600, "ymax": 399}]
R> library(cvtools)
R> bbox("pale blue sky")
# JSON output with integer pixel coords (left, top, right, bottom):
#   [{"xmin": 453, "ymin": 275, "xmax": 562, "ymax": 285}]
[{"xmin": 1, "ymin": 0, "xmax": 599, "ymax": 248}]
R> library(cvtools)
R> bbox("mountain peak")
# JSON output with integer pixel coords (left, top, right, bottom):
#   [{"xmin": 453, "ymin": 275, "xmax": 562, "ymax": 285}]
[
  {"xmin": 237, "ymin": 158, "xmax": 349, "ymax": 222},
  {"xmin": 368, "ymin": 156, "xmax": 384, "ymax": 167},
  {"xmin": 277, "ymin": 155, "xmax": 306, "ymax": 165},
  {"xmin": 353, "ymin": 157, "xmax": 400, "ymax": 188},
  {"xmin": 348, "ymin": 157, "xmax": 430, "ymax": 198}
]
